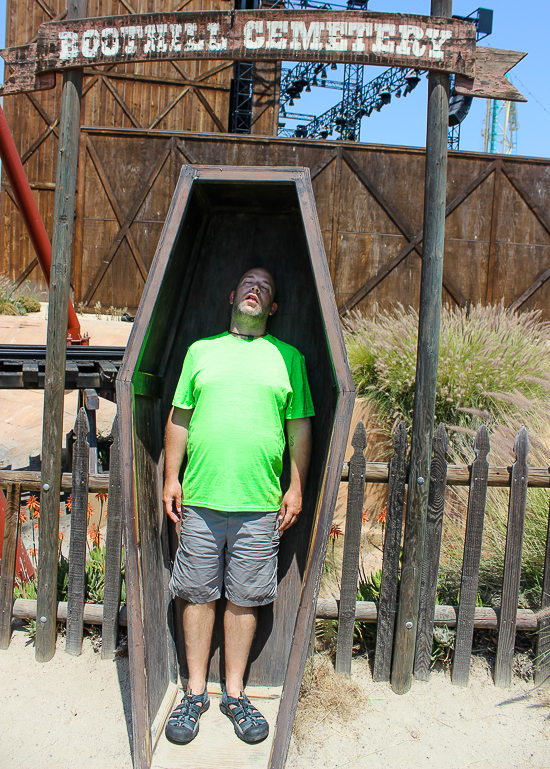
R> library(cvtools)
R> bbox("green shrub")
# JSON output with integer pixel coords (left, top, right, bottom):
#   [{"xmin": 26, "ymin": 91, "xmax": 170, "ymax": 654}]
[
  {"xmin": 345, "ymin": 304, "xmax": 550, "ymax": 613},
  {"xmin": 17, "ymin": 295, "xmax": 41, "ymax": 312},
  {"xmin": 344, "ymin": 303, "xmax": 550, "ymax": 437}
]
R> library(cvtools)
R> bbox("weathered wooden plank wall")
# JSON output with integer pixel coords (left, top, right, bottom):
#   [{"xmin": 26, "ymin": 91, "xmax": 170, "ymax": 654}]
[
  {"xmin": 0, "ymin": 0, "xmax": 280, "ymax": 294},
  {"xmin": 1, "ymin": 7, "xmax": 549, "ymax": 317},
  {"xmin": 3, "ymin": 128, "xmax": 550, "ymax": 316}
]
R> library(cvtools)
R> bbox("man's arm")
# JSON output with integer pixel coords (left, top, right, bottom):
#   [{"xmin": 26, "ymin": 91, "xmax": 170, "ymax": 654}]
[
  {"xmin": 278, "ymin": 417, "xmax": 312, "ymax": 533},
  {"xmin": 163, "ymin": 406, "xmax": 194, "ymax": 523}
]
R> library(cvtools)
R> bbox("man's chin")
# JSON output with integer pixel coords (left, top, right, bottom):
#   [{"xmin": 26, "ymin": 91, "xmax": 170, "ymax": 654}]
[{"xmin": 237, "ymin": 301, "xmax": 263, "ymax": 317}]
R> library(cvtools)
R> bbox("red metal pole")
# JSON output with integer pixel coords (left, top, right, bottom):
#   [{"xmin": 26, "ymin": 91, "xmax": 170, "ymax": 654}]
[{"xmin": 0, "ymin": 103, "xmax": 85, "ymax": 343}]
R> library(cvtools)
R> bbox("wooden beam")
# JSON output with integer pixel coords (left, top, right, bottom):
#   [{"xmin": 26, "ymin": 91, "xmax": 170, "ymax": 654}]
[
  {"xmin": 147, "ymin": 87, "xmax": 190, "ymax": 131},
  {"xmin": 82, "ymin": 144, "xmax": 170, "ymax": 305},
  {"xmin": 0, "ymin": 483, "xmax": 21, "ymax": 649},
  {"xmin": 335, "ymin": 421, "xmax": 366, "ymax": 675},
  {"xmin": 310, "ymin": 149, "xmax": 338, "ymax": 181},
  {"xmin": 35, "ymin": 0, "xmax": 86, "ymax": 665},
  {"xmin": 316, "ymin": 599, "xmax": 538, "ymax": 630},
  {"xmin": 101, "ymin": 76, "xmax": 143, "ymax": 129},
  {"xmin": 338, "ymin": 159, "xmax": 497, "ymax": 315},
  {"xmin": 101, "ymin": 417, "xmax": 124, "ymax": 659},
  {"xmin": 0, "ymin": 471, "xmax": 109, "ymax": 493},
  {"xmin": 0, "ymin": 461, "xmax": 547, "ymax": 494},
  {"xmin": 413, "ymin": 424, "xmax": 448, "ymax": 681},
  {"xmin": 13, "ymin": 258, "xmax": 39, "ymax": 288},
  {"xmin": 495, "ymin": 427, "xmax": 529, "ymax": 687},
  {"xmin": 373, "ymin": 422, "xmax": 407, "ymax": 682},
  {"xmin": 193, "ymin": 87, "xmax": 226, "ymax": 133},
  {"xmin": 85, "ymin": 138, "xmax": 149, "ymax": 278},
  {"xmin": 65, "ymin": 408, "xmax": 89, "ymax": 656},
  {"xmin": 452, "ymin": 426, "xmax": 490, "ymax": 687},
  {"xmin": 486, "ymin": 159, "xmax": 502, "ymax": 304},
  {"xmin": 392, "ymin": 0, "xmax": 452, "ymax": 697},
  {"xmin": 329, "ymin": 146, "xmax": 343, "ymax": 284},
  {"xmin": 12, "ymin": 598, "xmax": 128, "ymax": 626}
]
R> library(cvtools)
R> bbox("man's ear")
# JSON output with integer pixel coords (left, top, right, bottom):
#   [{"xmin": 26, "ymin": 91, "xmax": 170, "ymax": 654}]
[
  {"xmin": 229, "ymin": 290, "xmax": 235, "ymax": 305},
  {"xmin": 269, "ymin": 302, "xmax": 278, "ymax": 316}
]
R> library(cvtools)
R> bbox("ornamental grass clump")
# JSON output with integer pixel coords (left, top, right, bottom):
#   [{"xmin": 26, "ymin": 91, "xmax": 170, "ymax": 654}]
[{"xmin": 344, "ymin": 303, "xmax": 550, "ymax": 440}]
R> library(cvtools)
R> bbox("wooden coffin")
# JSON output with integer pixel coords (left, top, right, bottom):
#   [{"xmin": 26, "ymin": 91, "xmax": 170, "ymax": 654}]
[{"xmin": 117, "ymin": 166, "xmax": 355, "ymax": 769}]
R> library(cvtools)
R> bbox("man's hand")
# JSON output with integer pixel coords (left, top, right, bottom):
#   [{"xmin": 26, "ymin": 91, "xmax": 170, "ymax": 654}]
[
  {"xmin": 278, "ymin": 487, "xmax": 302, "ymax": 533},
  {"xmin": 279, "ymin": 417, "xmax": 312, "ymax": 533},
  {"xmin": 163, "ymin": 406, "xmax": 193, "ymax": 524},
  {"xmin": 163, "ymin": 477, "xmax": 183, "ymax": 523}
]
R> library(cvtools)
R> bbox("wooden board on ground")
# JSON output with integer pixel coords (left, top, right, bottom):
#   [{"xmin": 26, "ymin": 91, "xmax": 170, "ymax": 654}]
[{"xmin": 151, "ymin": 688, "xmax": 282, "ymax": 769}]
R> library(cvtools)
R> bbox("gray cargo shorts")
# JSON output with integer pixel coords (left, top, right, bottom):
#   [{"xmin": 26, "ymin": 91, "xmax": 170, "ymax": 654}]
[{"xmin": 169, "ymin": 506, "xmax": 280, "ymax": 607}]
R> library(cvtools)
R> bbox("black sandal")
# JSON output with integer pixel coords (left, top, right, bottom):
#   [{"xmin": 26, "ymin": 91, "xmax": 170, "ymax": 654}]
[
  {"xmin": 220, "ymin": 689, "xmax": 269, "ymax": 744},
  {"xmin": 165, "ymin": 689, "xmax": 210, "ymax": 745}
]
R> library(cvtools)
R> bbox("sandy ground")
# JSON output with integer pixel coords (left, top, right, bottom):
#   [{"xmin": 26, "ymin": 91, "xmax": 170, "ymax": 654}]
[
  {"xmin": 1, "ymin": 627, "xmax": 549, "ymax": 769},
  {"xmin": 2, "ymin": 309, "xmax": 550, "ymax": 768}
]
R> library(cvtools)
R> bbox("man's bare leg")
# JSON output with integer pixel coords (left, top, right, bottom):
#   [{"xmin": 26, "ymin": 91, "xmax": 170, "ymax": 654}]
[
  {"xmin": 224, "ymin": 601, "xmax": 257, "ymax": 697},
  {"xmin": 183, "ymin": 600, "xmax": 216, "ymax": 695}
]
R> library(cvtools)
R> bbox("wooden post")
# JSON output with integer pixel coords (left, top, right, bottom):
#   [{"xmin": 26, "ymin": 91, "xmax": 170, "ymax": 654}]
[
  {"xmin": 535, "ymin": 494, "xmax": 550, "ymax": 687},
  {"xmin": 495, "ymin": 427, "xmax": 529, "ymax": 687},
  {"xmin": 36, "ymin": 0, "xmax": 87, "ymax": 663},
  {"xmin": 391, "ymin": 0, "xmax": 451, "ymax": 695},
  {"xmin": 373, "ymin": 422, "xmax": 407, "ymax": 682},
  {"xmin": 413, "ymin": 424, "xmax": 448, "ymax": 681},
  {"xmin": 66, "ymin": 408, "xmax": 90, "ymax": 656},
  {"xmin": 101, "ymin": 415, "xmax": 124, "ymax": 659},
  {"xmin": 452, "ymin": 426, "xmax": 490, "ymax": 686},
  {"xmin": 335, "ymin": 421, "xmax": 367, "ymax": 675},
  {"xmin": 0, "ymin": 483, "xmax": 21, "ymax": 649},
  {"xmin": 81, "ymin": 388, "xmax": 99, "ymax": 474}
]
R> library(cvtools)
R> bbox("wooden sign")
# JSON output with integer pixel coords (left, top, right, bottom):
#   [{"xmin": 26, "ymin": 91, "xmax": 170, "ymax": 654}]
[{"xmin": 0, "ymin": 10, "xmax": 526, "ymax": 101}]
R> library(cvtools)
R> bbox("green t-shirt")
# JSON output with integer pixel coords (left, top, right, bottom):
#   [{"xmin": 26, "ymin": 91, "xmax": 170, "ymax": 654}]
[{"xmin": 172, "ymin": 332, "xmax": 315, "ymax": 512}]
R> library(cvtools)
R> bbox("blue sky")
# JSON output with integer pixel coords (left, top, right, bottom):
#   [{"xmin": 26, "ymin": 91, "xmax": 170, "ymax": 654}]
[{"xmin": 0, "ymin": 0, "xmax": 548, "ymax": 158}]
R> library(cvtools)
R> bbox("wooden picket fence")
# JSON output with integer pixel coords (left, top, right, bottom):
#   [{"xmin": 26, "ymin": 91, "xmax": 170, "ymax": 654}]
[
  {"xmin": 329, "ymin": 420, "xmax": 550, "ymax": 688},
  {"xmin": 0, "ymin": 408, "xmax": 124, "ymax": 660},
  {"xmin": 1, "ymin": 414, "xmax": 549, "ymax": 690}
]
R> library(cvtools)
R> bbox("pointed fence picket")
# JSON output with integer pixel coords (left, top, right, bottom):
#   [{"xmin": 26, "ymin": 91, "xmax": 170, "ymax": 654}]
[
  {"xmin": 372, "ymin": 422, "xmax": 407, "ymax": 683},
  {"xmin": 451, "ymin": 426, "xmax": 490, "ymax": 686},
  {"xmin": 414, "ymin": 424, "xmax": 449, "ymax": 681},
  {"xmin": 65, "ymin": 407, "xmax": 90, "ymax": 656}
]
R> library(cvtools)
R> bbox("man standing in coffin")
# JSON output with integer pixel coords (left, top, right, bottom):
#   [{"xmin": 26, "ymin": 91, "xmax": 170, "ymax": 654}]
[{"xmin": 162, "ymin": 267, "xmax": 314, "ymax": 746}]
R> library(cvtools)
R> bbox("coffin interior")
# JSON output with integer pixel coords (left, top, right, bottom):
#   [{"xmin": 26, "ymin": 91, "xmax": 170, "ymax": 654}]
[{"xmin": 131, "ymin": 178, "xmax": 338, "ymax": 690}]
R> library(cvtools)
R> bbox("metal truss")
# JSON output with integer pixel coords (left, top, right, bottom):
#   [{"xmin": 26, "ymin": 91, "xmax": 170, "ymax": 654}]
[
  {"xmin": 229, "ymin": 60, "xmax": 256, "ymax": 134},
  {"xmin": 294, "ymin": 67, "xmax": 422, "ymax": 140}
]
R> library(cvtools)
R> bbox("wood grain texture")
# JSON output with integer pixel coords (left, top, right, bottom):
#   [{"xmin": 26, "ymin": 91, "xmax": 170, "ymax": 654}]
[
  {"xmin": 65, "ymin": 407, "xmax": 89, "ymax": 657},
  {"xmin": 535, "ymin": 497, "xmax": 550, "ymax": 686},
  {"xmin": 0, "ymin": 470, "xmax": 109, "ymax": 492},
  {"xmin": 452, "ymin": 426, "xmax": 490, "ymax": 687},
  {"xmin": 391, "ymin": 8, "xmax": 450, "ymax": 693},
  {"xmin": 414, "ymin": 423, "xmax": 449, "ymax": 682},
  {"xmin": 335, "ymin": 420, "xmax": 367, "ymax": 676},
  {"xmin": 495, "ymin": 427, "xmax": 529, "ymax": 688},
  {"xmin": 12, "ymin": 597, "xmax": 127, "ymax": 626},
  {"xmin": 0, "ymin": 483, "xmax": 21, "ymax": 649},
  {"xmin": 6, "ymin": 11, "xmax": 476, "ymax": 80},
  {"xmin": 316, "ymin": 599, "xmax": 537, "ymax": 629},
  {"xmin": 4, "ymin": 123, "xmax": 550, "ymax": 317},
  {"xmin": 35, "ymin": 0, "xmax": 86, "ymax": 665},
  {"xmin": 101, "ymin": 415, "xmax": 124, "ymax": 660},
  {"xmin": 373, "ymin": 421, "xmax": 407, "ymax": 682}
]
